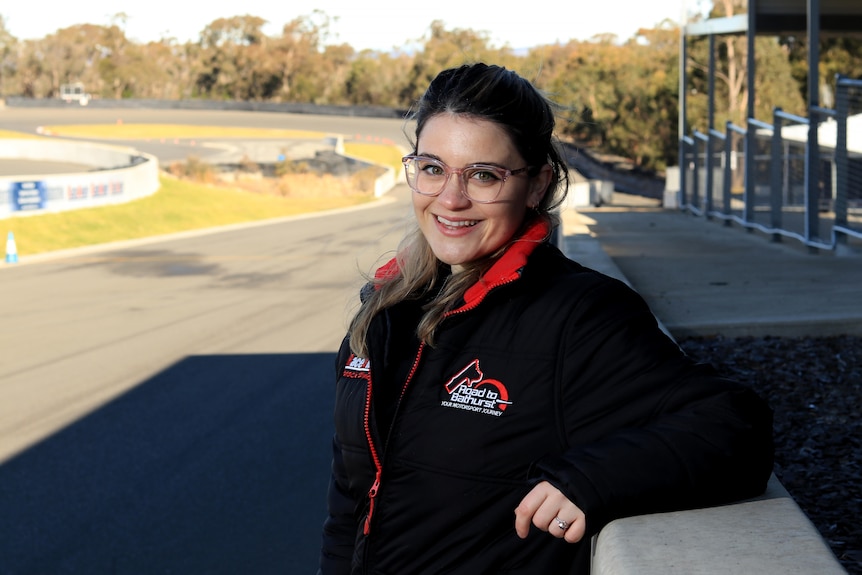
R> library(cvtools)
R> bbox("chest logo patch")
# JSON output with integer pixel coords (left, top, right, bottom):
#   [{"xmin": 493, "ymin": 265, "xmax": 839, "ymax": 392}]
[
  {"xmin": 441, "ymin": 359, "xmax": 511, "ymax": 417},
  {"xmin": 343, "ymin": 354, "xmax": 370, "ymax": 375}
]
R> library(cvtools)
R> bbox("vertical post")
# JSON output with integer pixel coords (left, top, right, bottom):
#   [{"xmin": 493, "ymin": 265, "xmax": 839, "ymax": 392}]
[
  {"xmin": 706, "ymin": 34, "xmax": 716, "ymax": 217},
  {"xmin": 743, "ymin": 0, "xmax": 757, "ymax": 226},
  {"xmin": 723, "ymin": 121, "xmax": 733, "ymax": 223},
  {"xmin": 834, "ymin": 75, "xmax": 849, "ymax": 248},
  {"xmin": 692, "ymin": 138, "xmax": 700, "ymax": 210},
  {"xmin": 770, "ymin": 108, "xmax": 784, "ymax": 241},
  {"xmin": 679, "ymin": 25, "xmax": 688, "ymax": 208},
  {"xmin": 783, "ymin": 141, "xmax": 791, "ymax": 204},
  {"xmin": 805, "ymin": 0, "xmax": 821, "ymax": 245}
]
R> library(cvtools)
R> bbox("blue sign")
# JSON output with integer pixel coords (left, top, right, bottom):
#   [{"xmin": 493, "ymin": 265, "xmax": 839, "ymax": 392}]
[{"xmin": 11, "ymin": 181, "xmax": 47, "ymax": 212}]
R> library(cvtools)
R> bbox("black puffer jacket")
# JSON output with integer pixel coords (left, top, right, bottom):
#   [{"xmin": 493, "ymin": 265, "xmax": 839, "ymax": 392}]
[{"xmin": 319, "ymin": 222, "xmax": 773, "ymax": 574}]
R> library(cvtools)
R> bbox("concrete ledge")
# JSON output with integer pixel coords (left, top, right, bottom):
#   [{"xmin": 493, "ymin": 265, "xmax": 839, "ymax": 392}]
[
  {"xmin": 593, "ymin": 475, "xmax": 845, "ymax": 574},
  {"xmin": 560, "ymin": 205, "xmax": 846, "ymax": 574}
]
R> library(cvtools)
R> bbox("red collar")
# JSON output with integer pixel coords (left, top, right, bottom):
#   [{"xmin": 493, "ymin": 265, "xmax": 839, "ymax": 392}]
[
  {"xmin": 460, "ymin": 219, "xmax": 548, "ymax": 309},
  {"xmin": 375, "ymin": 219, "xmax": 549, "ymax": 310}
]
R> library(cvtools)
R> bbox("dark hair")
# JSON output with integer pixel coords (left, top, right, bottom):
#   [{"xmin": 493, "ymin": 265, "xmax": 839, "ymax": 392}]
[
  {"xmin": 349, "ymin": 64, "xmax": 570, "ymax": 356},
  {"xmin": 409, "ymin": 63, "xmax": 569, "ymax": 215}
]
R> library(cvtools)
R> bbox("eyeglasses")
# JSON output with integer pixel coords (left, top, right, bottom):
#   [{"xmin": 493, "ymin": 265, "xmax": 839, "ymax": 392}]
[{"xmin": 402, "ymin": 155, "xmax": 531, "ymax": 204}]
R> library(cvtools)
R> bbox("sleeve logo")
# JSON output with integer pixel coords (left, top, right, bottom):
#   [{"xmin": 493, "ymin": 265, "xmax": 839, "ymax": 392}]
[{"xmin": 441, "ymin": 359, "xmax": 512, "ymax": 417}]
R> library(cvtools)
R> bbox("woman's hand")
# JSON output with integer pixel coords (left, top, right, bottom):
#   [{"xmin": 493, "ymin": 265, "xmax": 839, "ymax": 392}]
[{"xmin": 514, "ymin": 481, "xmax": 586, "ymax": 543}]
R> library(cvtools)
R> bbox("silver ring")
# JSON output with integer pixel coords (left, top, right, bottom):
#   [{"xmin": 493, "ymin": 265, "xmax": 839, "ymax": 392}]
[{"xmin": 554, "ymin": 517, "xmax": 569, "ymax": 530}]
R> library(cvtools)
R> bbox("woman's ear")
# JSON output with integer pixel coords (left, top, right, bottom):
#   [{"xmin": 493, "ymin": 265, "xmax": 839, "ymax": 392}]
[{"xmin": 527, "ymin": 164, "xmax": 553, "ymax": 208}]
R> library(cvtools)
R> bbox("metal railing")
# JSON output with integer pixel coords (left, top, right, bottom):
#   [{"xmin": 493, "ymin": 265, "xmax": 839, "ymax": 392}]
[{"xmin": 680, "ymin": 75, "xmax": 862, "ymax": 252}]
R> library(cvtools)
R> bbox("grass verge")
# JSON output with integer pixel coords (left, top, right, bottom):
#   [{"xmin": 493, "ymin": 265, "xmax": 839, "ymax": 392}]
[
  {"xmin": 343, "ymin": 142, "xmax": 404, "ymax": 173},
  {"xmin": 3, "ymin": 175, "xmax": 372, "ymax": 256},
  {"xmin": 1, "ymin": 124, "xmax": 402, "ymax": 257},
  {"xmin": 0, "ymin": 129, "xmax": 42, "ymax": 139}
]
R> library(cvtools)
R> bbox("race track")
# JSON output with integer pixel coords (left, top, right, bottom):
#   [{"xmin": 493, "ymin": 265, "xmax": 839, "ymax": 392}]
[{"xmin": 0, "ymin": 108, "xmax": 413, "ymax": 574}]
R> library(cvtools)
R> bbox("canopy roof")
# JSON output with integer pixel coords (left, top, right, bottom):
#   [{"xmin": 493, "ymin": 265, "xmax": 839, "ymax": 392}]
[
  {"xmin": 758, "ymin": 114, "xmax": 862, "ymax": 155},
  {"xmin": 685, "ymin": 0, "xmax": 862, "ymax": 37}
]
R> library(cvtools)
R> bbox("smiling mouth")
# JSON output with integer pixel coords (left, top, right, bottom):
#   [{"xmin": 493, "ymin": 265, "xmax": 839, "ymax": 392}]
[{"xmin": 437, "ymin": 215, "xmax": 478, "ymax": 228}]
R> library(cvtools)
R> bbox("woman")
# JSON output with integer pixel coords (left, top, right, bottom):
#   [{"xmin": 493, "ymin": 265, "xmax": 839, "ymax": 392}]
[{"xmin": 319, "ymin": 63, "xmax": 773, "ymax": 574}]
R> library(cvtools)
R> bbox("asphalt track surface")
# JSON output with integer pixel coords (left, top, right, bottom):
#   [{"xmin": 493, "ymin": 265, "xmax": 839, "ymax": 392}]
[
  {"xmin": 0, "ymin": 108, "xmax": 416, "ymax": 574},
  {"xmin": 3, "ymin": 107, "xmax": 411, "ymax": 160}
]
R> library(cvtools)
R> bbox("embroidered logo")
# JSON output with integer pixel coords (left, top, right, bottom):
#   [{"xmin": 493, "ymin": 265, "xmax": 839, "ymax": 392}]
[
  {"xmin": 344, "ymin": 354, "xmax": 371, "ymax": 374},
  {"xmin": 441, "ymin": 359, "xmax": 511, "ymax": 417}
]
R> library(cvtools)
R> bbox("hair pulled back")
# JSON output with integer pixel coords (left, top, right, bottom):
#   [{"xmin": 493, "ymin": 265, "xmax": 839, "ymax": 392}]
[{"xmin": 349, "ymin": 63, "xmax": 569, "ymax": 356}]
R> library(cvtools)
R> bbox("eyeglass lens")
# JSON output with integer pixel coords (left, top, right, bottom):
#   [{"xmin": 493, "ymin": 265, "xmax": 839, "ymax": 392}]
[{"xmin": 405, "ymin": 158, "xmax": 505, "ymax": 202}]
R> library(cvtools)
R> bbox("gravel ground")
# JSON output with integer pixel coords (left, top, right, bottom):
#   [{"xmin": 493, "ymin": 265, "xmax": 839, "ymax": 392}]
[{"xmin": 678, "ymin": 335, "xmax": 862, "ymax": 574}]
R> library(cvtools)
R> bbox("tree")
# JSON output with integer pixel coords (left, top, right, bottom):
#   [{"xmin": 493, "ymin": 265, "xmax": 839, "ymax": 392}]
[
  {"xmin": 0, "ymin": 4, "xmax": 831, "ymax": 173},
  {"xmin": 196, "ymin": 15, "xmax": 268, "ymax": 99},
  {"xmin": 684, "ymin": 0, "xmax": 806, "ymax": 130},
  {"xmin": 781, "ymin": 35, "xmax": 862, "ymax": 106},
  {"xmin": 199, "ymin": 15, "xmax": 267, "ymax": 49},
  {"xmin": 132, "ymin": 40, "xmax": 189, "ymax": 99},
  {"xmin": 0, "ymin": 15, "xmax": 17, "ymax": 97},
  {"xmin": 21, "ymin": 25, "xmax": 106, "ymax": 98},
  {"xmin": 540, "ymin": 25, "xmax": 680, "ymax": 171},
  {"xmin": 345, "ymin": 50, "xmax": 413, "ymax": 108},
  {"xmin": 399, "ymin": 20, "xmax": 518, "ymax": 107},
  {"xmin": 97, "ymin": 21, "xmax": 138, "ymax": 98},
  {"xmin": 267, "ymin": 11, "xmax": 332, "ymax": 102}
]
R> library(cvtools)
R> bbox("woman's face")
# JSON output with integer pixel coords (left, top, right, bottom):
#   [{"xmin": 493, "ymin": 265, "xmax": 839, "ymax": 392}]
[{"xmin": 412, "ymin": 113, "xmax": 549, "ymax": 270}]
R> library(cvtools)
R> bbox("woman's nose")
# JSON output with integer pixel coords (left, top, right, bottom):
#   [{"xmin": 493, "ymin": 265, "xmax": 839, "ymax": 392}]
[{"xmin": 436, "ymin": 173, "xmax": 471, "ymax": 208}]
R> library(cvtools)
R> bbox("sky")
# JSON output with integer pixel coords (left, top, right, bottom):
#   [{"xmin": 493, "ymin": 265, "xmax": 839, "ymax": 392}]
[{"xmin": 1, "ymin": 0, "xmax": 706, "ymax": 52}]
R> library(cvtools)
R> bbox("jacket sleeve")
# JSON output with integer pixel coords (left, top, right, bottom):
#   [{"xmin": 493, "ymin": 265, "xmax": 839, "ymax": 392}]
[
  {"xmin": 533, "ymin": 274, "xmax": 774, "ymax": 537},
  {"xmin": 319, "ymin": 341, "xmax": 358, "ymax": 575}
]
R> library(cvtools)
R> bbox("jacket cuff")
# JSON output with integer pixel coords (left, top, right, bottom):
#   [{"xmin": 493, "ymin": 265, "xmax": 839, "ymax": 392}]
[{"xmin": 530, "ymin": 455, "xmax": 607, "ymax": 537}]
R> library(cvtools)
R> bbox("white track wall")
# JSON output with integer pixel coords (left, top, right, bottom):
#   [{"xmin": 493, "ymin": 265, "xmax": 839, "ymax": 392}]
[{"xmin": 0, "ymin": 139, "xmax": 159, "ymax": 219}]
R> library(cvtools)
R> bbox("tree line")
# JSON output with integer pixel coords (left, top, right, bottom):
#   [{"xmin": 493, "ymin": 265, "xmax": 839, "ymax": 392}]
[{"xmin": 0, "ymin": 5, "xmax": 859, "ymax": 172}]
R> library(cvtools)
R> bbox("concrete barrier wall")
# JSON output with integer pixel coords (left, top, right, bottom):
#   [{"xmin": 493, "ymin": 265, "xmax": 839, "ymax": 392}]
[
  {"xmin": 664, "ymin": 166, "xmax": 681, "ymax": 208},
  {"xmin": 333, "ymin": 135, "xmax": 402, "ymax": 199},
  {"xmin": 372, "ymin": 167, "xmax": 397, "ymax": 198},
  {"xmin": 5, "ymin": 137, "xmax": 142, "ymax": 168},
  {"xmin": 566, "ymin": 179, "xmax": 615, "ymax": 208},
  {"xmin": 0, "ymin": 139, "xmax": 160, "ymax": 220}
]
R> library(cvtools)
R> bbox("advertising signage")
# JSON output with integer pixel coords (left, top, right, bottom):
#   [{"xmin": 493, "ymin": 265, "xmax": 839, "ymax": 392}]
[{"xmin": 11, "ymin": 181, "xmax": 47, "ymax": 212}]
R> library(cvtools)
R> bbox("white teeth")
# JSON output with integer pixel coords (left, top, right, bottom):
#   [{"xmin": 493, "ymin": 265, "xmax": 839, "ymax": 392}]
[{"xmin": 437, "ymin": 216, "xmax": 478, "ymax": 227}]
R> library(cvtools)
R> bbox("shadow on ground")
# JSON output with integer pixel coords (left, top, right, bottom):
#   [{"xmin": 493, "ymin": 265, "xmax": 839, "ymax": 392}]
[{"xmin": 0, "ymin": 353, "xmax": 336, "ymax": 575}]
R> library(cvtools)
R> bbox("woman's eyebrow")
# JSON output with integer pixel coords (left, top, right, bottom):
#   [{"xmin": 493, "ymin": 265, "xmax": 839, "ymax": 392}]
[{"xmin": 415, "ymin": 153, "xmax": 508, "ymax": 169}]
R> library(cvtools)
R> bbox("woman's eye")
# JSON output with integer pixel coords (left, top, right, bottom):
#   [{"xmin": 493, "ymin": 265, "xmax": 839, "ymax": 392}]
[
  {"xmin": 420, "ymin": 163, "xmax": 445, "ymax": 176},
  {"xmin": 469, "ymin": 169, "xmax": 502, "ymax": 183}
]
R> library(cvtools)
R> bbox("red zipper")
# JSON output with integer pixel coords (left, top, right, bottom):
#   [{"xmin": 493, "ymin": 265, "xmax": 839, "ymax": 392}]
[
  {"xmin": 362, "ymin": 272, "xmax": 520, "ymax": 535},
  {"xmin": 359, "ymin": 226, "xmax": 541, "ymax": 537},
  {"xmin": 362, "ymin": 341, "xmax": 426, "ymax": 535},
  {"xmin": 362, "ymin": 472, "xmax": 381, "ymax": 535},
  {"xmin": 361, "ymin": 359, "xmax": 383, "ymax": 535}
]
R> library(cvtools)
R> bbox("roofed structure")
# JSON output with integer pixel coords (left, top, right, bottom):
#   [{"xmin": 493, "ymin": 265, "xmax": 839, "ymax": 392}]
[{"xmin": 678, "ymin": 0, "xmax": 861, "ymax": 250}]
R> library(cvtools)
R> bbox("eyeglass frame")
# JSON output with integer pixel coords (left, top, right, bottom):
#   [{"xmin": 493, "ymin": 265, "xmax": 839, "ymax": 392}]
[{"xmin": 401, "ymin": 154, "xmax": 533, "ymax": 204}]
